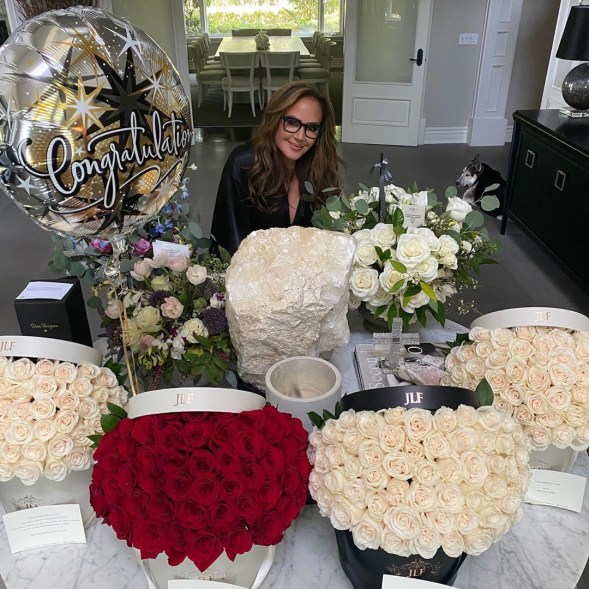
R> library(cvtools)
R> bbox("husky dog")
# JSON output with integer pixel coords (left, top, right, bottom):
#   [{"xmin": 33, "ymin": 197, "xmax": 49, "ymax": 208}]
[{"xmin": 456, "ymin": 154, "xmax": 506, "ymax": 217}]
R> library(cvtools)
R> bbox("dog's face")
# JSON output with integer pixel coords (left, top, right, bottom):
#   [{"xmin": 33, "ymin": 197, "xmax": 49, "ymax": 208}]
[{"xmin": 456, "ymin": 155, "xmax": 483, "ymax": 189}]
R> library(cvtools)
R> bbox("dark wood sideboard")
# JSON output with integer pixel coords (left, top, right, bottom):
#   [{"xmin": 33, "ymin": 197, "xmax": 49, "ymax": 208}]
[{"xmin": 501, "ymin": 109, "xmax": 589, "ymax": 289}]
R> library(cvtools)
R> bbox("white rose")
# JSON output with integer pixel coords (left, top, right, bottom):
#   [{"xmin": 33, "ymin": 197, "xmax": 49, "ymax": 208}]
[
  {"xmin": 54, "ymin": 362, "xmax": 78, "ymax": 383},
  {"xmin": 414, "ymin": 527, "xmax": 442, "ymax": 559},
  {"xmin": 33, "ymin": 419, "xmax": 56, "ymax": 442},
  {"xmin": 366, "ymin": 491, "xmax": 390, "ymax": 521},
  {"xmin": 350, "ymin": 267, "xmax": 379, "ymax": 300},
  {"xmin": 383, "ymin": 407, "xmax": 406, "ymax": 425},
  {"xmin": 30, "ymin": 374, "xmax": 61, "ymax": 399},
  {"xmin": 371, "ymin": 223, "xmax": 397, "ymax": 247},
  {"xmin": 384, "ymin": 506, "xmax": 421, "ymax": 541},
  {"xmin": 382, "ymin": 451, "xmax": 414, "ymax": 480},
  {"xmin": 330, "ymin": 496, "xmax": 363, "ymax": 530},
  {"xmin": 93, "ymin": 368, "xmax": 119, "ymax": 389},
  {"xmin": 476, "ymin": 406, "xmax": 503, "ymax": 431},
  {"xmin": 455, "ymin": 509, "xmax": 480, "ymax": 534},
  {"xmin": 161, "ymin": 296, "xmax": 184, "ymax": 319},
  {"xmin": 384, "ymin": 479, "xmax": 410, "ymax": 507},
  {"xmin": 415, "ymin": 256, "xmax": 439, "ymax": 283},
  {"xmin": 55, "ymin": 409, "xmax": 80, "ymax": 433},
  {"xmin": 379, "ymin": 263, "xmax": 407, "ymax": 293},
  {"xmin": 525, "ymin": 394, "xmax": 548, "ymax": 416},
  {"xmin": 66, "ymin": 447, "xmax": 93, "ymax": 471},
  {"xmin": 7, "ymin": 402, "xmax": 32, "ymax": 422},
  {"xmin": 362, "ymin": 466, "xmax": 389, "ymax": 489},
  {"xmin": 382, "ymin": 531, "xmax": 411, "ymax": 557},
  {"xmin": 342, "ymin": 428, "xmax": 362, "ymax": 454},
  {"xmin": 352, "ymin": 228, "xmax": 373, "ymax": 243},
  {"xmin": 414, "ymin": 227, "xmax": 440, "ymax": 251},
  {"xmin": 456, "ymin": 404, "xmax": 479, "ymax": 427},
  {"xmin": 150, "ymin": 275, "xmax": 171, "ymax": 291},
  {"xmin": 21, "ymin": 440, "xmax": 47, "ymax": 463},
  {"xmin": 179, "ymin": 318, "xmax": 209, "ymax": 342},
  {"xmin": 436, "ymin": 483, "xmax": 465, "ymax": 513},
  {"xmin": 343, "ymin": 479, "xmax": 368, "ymax": 508},
  {"xmin": 483, "ymin": 476, "xmax": 509, "ymax": 499},
  {"xmin": 356, "ymin": 411, "xmax": 383, "ymax": 439},
  {"xmin": 449, "ymin": 427, "xmax": 479, "ymax": 454},
  {"xmin": 5, "ymin": 358, "xmax": 35, "ymax": 382},
  {"xmin": 378, "ymin": 424, "xmax": 405, "ymax": 452},
  {"xmin": 354, "ymin": 240, "xmax": 379, "ymax": 267},
  {"xmin": 407, "ymin": 482, "xmax": 436, "ymax": 512},
  {"xmin": 426, "ymin": 510, "xmax": 456, "ymax": 536},
  {"xmin": 69, "ymin": 378, "xmax": 94, "ymax": 398},
  {"xmin": 30, "ymin": 398, "xmax": 57, "ymax": 420},
  {"xmin": 325, "ymin": 444, "xmax": 345, "ymax": 467},
  {"xmin": 47, "ymin": 433, "xmax": 74, "ymax": 458},
  {"xmin": 549, "ymin": 363, "xmax": 576, "ymax": 388},
  {"xmin": 1, "ymin": 443, "xmax": 21, "ymax": 464},
  {"xmin": 358, "ymin": 441, "xmax": 384, "ymax": 468},
  {"xmin": 404, "ymin": 408, "xmax": 433, "ymax": 440},
  {"xmin": 441, "ymin": 531, "xmax": 466, "ymax": 558},
  {"xmin": 437, "ymin": 457, "xmax": 464, "ymax": 485},
  {"xmin": 414, "ymin": 459, "xmax": 441, "ymax": 486},
  {"xmin": 186, "ymin": 264, "xmax": 207, "ymax": 285},
  {"xmin": 445, "ymin": 197, "xmax": 472, "ymax": 222},
  {"xmin": 35, "ymin": 359, "xmax": 56, "ymax": 376},
  {"xmin": 423, "ymin": 431, "xmax": 452, "ymax": 459},
  {"xmin": 5, "ymin": 422, "xmax": 34, "ymax": 445},
  {"xmin": 505, "ymin": 359, "xmax": 527, "ymax": 384},
  {"xmin": 564, "ymin": 404, "xmax": 587, "ymax": 427},
  {"xmin": 396, "ymin": 234, "xmax": 431, "ymax": 267},
  {"xmin": 401, "ymin": 290, "xmax": 430, "ymax": 314},
  {"xmin": 351, "ymin": 517, "xmax": 382, "ymax": 550},
  {"xmin": 403, "ymin": 442, "xmax": 425, "ymax": 463},
  {"xmin": 167, "ymin": 255, "xmax": 190, "ymax": 273},
  {"xmin": 14, "ymin": 459, "xmax": 43, "ymax": 485},
  {"xmin": 78, "ymin": 397, "xmax": 100, "ymax": 420},
  {"xmin": 525, "ymin": 424, "xmax": 552, "ymax": 449},
  {"xmin": 77, "ymin": 362, "xmax": 102, "ymax": 379},
  {"xmin": 44, "ymin": 459, "xmax": 69, "ymax": 482}
]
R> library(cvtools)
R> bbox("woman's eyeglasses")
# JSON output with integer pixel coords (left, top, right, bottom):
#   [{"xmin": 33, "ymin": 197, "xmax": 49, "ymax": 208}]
[{"xmin": 281, "ymin": 115, "xmax": 323, "ymax": 139}]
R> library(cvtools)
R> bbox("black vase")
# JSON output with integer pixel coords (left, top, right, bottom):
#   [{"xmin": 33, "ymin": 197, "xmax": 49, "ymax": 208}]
[{"xmin": 335, "ymin": 385, "xmax": 478, "ymax": 588}]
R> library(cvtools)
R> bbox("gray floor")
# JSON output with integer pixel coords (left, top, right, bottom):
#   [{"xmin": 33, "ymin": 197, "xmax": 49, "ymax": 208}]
[{"xmin": 1, "ymin": 128, "xmax": 588, "ymax": 587}]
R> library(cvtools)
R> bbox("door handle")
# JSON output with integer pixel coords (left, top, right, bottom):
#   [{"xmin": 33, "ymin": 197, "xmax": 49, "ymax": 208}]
[{"xmin": 409, "ymin": 49, "xmax": 423, "ymax": 66}]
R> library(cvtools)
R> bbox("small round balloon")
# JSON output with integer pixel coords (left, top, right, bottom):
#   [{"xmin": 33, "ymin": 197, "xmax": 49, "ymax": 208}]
[{"xmin": 0, "ymin": 7, "xmax": 193, "ymax": 239}]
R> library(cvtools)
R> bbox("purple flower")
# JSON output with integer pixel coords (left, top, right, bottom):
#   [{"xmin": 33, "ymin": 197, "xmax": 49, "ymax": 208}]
[
  {"xmin": 202, "ymin": 307, "xmax": 228, "ymax": 336},
  {"xmin": 133, "ymin": 238, "xmax": 152, "ymax": 257},
  {"xmin": 90, "ymin": 239, "xmax": 112, "ymax": 254}
]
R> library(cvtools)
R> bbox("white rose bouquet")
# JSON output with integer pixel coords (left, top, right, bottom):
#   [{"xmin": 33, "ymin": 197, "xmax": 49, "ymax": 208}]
[
  {"xmin": 308, "ymin": 405, "xmax": 530, "ymax": 559},
  {"xmin": 442, "ymin": 326, "xmax": 589, "ymax": 451},
  {"xmin": 311, "ymin": 183, "xmax": 499, "ymax": 327},
  {"xmin": 0, "ymin": 356, "xmax": 127, "ymax": 485}
]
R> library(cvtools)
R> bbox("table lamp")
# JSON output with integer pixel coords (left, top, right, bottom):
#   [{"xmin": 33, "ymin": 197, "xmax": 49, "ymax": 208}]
[{"xmin": 556, "ymin": 3, "xmax": 589, "ymax": 117}]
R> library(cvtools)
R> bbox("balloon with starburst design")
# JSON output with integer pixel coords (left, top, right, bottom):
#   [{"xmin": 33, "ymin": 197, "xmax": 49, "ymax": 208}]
[{"xmin": 0, "ymin": 6, "xmax": 192, "ymax": 239}]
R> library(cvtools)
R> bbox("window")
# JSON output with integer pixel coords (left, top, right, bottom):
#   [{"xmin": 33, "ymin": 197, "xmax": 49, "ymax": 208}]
[{"xmin": 184, "ymin": 0, "xmax": 343, "ymax": 36}]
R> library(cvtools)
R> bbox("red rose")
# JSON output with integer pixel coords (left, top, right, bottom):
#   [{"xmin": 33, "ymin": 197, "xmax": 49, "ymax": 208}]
[
  {"xmin": 137, "ymin": 470, "xmax": 163, "ymax": 495},
  {"xmin": 239, "ymin": 409, "xmax": 266, "ymax": 431},
  {"xmin": 259, "ymin": 476, "xmax": 281, "ymax": 510},
  {"xmin": 192, "ymin": 475, "xmax": 219, "ymax": 506},
  {"xmin": 155, "ymin": 423, "xmax": 184, "ymax": 454},
  {"xmin": 165, "ymin": 545, "xmax": 186, "ymax": 567},
  {"xmin": 261, "ymin": 411, "xmax": 286, "ymax": 444},
  {"xmin": 250, "ymin": 513, "xmax": 287, "ymax": 545},
  {"xmin": 133, "ymin": 521, "xmax": 165, "ymax": 560},
  {"xmin": 262, "ymin": 445, "xmax": 285, "ymax": 472},
  {"xmin": 131, "ymin": 415, "xmax": 159, "ymax": 445},
  {"xmin": 187, "ymin": 450, "xmax": 216, "ymax": 477},
  {"xmin": 116, "ymin": 436, "xmax": 139, "ymax": 460},
  {"xmin": 211, "ymin": 414, "xmax": 238, "ymax": 447},
  {"xmin": 118, "ymin": 463, "xmax": 138, "ymax": 493},
  {"xmin": 103, "ymin": 476, "xmax": 122, "ymax": 504},
  {"xmin": 235, "ymin": 429, "xmax": 266, "ymax": 459},
  {"xmin": 135, "ymin": 445, "xmax": 158, "ymax": 469},
  {"xmin": 164, "ymin": 471, "xmax": 194, "ymax": 501},
  {"xmin": 207, "ymin": 500, "xmax": 239, "ymax": 532},
  {"xmin": 95, "ymin": 449, "xmax": 119, "ymax": 473},
  {"xmin": 181, "ymin": 419, "xmax": 211, "ymax": 449},
  {"xmin": 224, "ymin": 527, "xmax": 254, "ymax": 561},
  {"xmin": 297, "ymin": 455, "xmax": 312, "ymax": 478},
  {"xmin": 241, "ymin": 462, "xmax": 265, "ymax": 490},
  {"xmin": 237, "ymin": 493, "xmax": 264, "ymax": 523},
  {"xmin": 146, "ymin": 497, "xmax": 175, "ymax": 523},
  {"xmin": 109, "ymin": 505, "xmax": 132, "ymax": 542},
  {"xmin": 166, "ymin": 520, "xmax": 186, "ymax": 552},
  {"xmin": 185, "ymin": 529, "xmax": 223, "ymax": 572},
  {"xmin": 219, "ymin": 475, "xmax": 245, "ymax": 502},
  {"xmin": 275, "ymin": 495, "xmax": 302, "ymax": 527},
  {"xmin": 161, "ymin": 451, "xmax": 188, "ymax": 472},
  {"xmin": 281, "ymin": 467, "xmax": 305, "ymax": 496},
  {"xmin": 214, "ymin": 448, "xmax": 241, "ymax": 473},
  {"xmin": 89, "ymin": 485, "xmax": 107, "ymax": 517},
  {"xmin": 123, "ymin": 489, "xmax": 149, "ymax": 519},
  {"xmin": 177, "ymin": 500, "xmax": 207, "ymax": 529},
  {"xmin": 114, "ymin": 418, "xmax": 135, "ymax": 438}
]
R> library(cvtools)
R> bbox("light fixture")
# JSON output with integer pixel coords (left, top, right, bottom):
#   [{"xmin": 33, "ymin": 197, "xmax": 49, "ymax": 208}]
[{"xmin": 556, "ymin": 3, "xmax": 589, "ymax": 116}]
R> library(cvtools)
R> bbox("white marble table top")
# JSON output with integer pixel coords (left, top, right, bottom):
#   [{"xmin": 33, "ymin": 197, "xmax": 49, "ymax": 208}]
[
  {"xmin": 214, "ymin": 36, "xmax": 309, "ymax": 57},
  {"xmin": 1, "ymin": 313, "xmax": 588, "ymax": 589}
]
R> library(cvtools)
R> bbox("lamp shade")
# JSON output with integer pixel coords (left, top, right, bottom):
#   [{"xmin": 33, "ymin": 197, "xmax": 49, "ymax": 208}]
[{"xmin": 556, "ymin": 5, "xmax": 589, "ymax": 61}]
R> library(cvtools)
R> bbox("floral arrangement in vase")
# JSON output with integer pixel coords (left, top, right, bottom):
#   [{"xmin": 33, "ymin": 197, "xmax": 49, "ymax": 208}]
[
  {"xmin": 442, "ymin": 325, "xmax": 589, "ymax": 451},
  {"xmin": 49, "ymin": 180, "xmax": 236, "ymax": 390},
  {"xmin": 89, "ymin": 403, "xmax": 310, "ymax": 572},
  {"xmin": 311, "ymin": 183, "xmax": 499, "ymax": 327},
  {"xmin": 0, "ymin": 356, "xmax": 127, "ymax": 485},
  {"xmin": 308, "ymin": 405, "xmax": 530, "ymax": 559}
]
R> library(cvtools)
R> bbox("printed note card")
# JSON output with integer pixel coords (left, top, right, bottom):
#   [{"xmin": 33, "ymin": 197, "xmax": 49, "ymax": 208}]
[
  {"xmin": 525, "ymin": 469, "xmax": 586, "ymax": 512},
  {"xmin": 16, "ymin": 281, "xmax": 73, "ymax": 301},
  {"xmin": 153, "ymin": 240, "xmax": 190, "ymax": 259},
  {"xmin": 3, "ymin": 504, "xmax": 86, "ymax": 553}
]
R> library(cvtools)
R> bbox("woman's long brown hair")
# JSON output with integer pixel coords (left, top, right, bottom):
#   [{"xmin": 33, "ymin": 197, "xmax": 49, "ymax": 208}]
[{"xmin": 248, "ymin": 81, "xmax": 344, "ymax": 213}]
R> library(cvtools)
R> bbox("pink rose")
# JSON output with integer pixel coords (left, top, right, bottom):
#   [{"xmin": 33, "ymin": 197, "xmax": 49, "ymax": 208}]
[
  {"xmin": 168, "ymin": 255, "xmax": 190, "ymax": 273},
  {"xmin": 161, "ymin": 296, "xmax": 184, "ymax": 319},
  {"xmin": 130, "ymin": 259, "xmax": 151, "ymax": 281},
  {"xmin": 133, "ymin": 238, "xmax": 152, "ymax": 257}
]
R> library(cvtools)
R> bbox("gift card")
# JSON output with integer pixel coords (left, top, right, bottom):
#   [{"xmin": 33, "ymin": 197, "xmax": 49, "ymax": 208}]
[
  {"xmin": 525, "ymin": 469, "xmax": 586, "ymax": 512},
  {"xmin": 382, "ymin": 576, "xmax": 462, "ymax": 588},
  {"xmin": 153, "ymin": 240, "xmax": 190, "ymax": 259},
  {"xmin": 3, "ymin": 504, "xmax": 86, "ymax": 553},
  {"xmin": 16, "ymin": 281, "xmax": 73, "ymax": 300}
]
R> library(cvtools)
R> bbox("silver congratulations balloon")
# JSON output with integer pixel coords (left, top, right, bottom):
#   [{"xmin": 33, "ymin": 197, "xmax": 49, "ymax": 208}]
[{"xmin": 0, "ymin": 7, "xmax": 192, "ymax": 239}]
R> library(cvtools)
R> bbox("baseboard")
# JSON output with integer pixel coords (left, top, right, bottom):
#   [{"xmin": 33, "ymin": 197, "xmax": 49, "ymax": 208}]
[{"xmin": 423, "ymin": 127, "xmax": 469, "ymax": 144}]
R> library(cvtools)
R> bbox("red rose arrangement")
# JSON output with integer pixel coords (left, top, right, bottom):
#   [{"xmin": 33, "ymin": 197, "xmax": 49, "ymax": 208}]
[{"xmin": 89, "ymin": 404, "xmax": 310, "ymax": 571}]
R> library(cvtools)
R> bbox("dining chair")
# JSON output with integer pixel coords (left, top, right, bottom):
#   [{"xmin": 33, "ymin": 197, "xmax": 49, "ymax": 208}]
[
  {"xmin": 296, "ymin": 38, "xmax": 336, "ymax": 96},
  {"xmin": 265, "ymin": 28, "xmax": 292, "ymax": 36},
  {"xmin": 190, "ymin": 42, "xmax": 226, "ymax": 109},
  {"xmin": 196, "ymin": 33, "xmax": 220, "ymax": 64},
  {"xmin": 260, "ymin": 51, "xmax": 300, "ymax": 107},
  {"xmin": 299, "ymin": 32, "xmax": 324, "ymax": 65},
  {"xmin": 231, "ymin": 29, "xmax": 259, "ymax": 37},
  {"xmin": 220, "ymin": 52, "xmax": 261, "ymax": 118}
]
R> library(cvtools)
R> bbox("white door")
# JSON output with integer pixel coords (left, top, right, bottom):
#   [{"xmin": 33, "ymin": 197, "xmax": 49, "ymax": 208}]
[
  {"xmin": 541, "ymin": 0, "xmax": 580, "ymax": 110},
  {"xmin": 341, "ymin": 0, "xmax": 433, "ymax": 146}
]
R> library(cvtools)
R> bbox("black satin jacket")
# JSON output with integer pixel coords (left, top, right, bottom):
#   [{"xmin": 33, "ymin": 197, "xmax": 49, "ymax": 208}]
[{"xmin": 210, "ymin": 143, "xmax": 314, "ymax": 255}]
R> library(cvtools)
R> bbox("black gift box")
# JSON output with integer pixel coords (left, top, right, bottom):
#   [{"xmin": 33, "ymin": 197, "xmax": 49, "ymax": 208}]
[{"xmin": 14, "ymin": 277, "xmax": 93, "ymax": 347}]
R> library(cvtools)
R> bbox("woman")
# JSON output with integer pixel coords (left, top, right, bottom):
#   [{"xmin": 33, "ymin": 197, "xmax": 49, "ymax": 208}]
[{"xmin": 210, "ymin": 81, "xmax": 344, "ymax": 254}]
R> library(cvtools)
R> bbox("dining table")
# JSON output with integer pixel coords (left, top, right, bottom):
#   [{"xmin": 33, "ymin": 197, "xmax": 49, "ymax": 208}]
[{"xmin": 214, "ymin": 35, "xmax": 310, "ymax": 57}]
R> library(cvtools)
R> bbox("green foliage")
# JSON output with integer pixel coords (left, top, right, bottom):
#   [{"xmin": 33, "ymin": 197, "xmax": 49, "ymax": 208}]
[
  {"xmin": 308, "ymin": 401, "xmax": 342, "ymax": 429},
  {"xmin": 88, "ymin": 403, "xmax": 128, "ymax": 448},
  {"xmin": 475, "ymin": 378, "xmax": 494, "ymax": 407}
]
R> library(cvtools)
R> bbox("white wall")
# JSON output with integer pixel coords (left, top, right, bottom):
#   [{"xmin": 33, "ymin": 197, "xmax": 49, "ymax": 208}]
[{"xmin": 422, "ymin": 0, "xmax": 557, "ymax": 134}]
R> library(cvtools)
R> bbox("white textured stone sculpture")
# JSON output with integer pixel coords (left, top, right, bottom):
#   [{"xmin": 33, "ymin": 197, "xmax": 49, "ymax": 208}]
[{"xmin": 225, "ymin": 227, "xmax": 356, "ymax": 389}]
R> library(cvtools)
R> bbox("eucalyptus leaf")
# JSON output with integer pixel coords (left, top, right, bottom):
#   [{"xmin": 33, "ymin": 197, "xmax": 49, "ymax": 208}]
[
  {"xmin": 482, "ymin": 182, "xmax": 500, "ymax": 194},
  {"xmin": 69, "ymin": 261, "xmax": 86, "ymax": 277},
  {"xmin": 119, "ymin": 259, "xmax": 134, "ymax": 273},
  {"xmin": 446, "ymin": 230, "xmax": 462, "ymax": 244},
  {"xmin": 332, "ymin": 218, "xmax": 347, "ymax": 232},
  {"xmin": 445, "ymin": 186, "xmax": 458, "ymax": 198},
  {"xmin": 189, "ymin": 221, "xmax": 203, "ymax": 238},
  {"xmin": 224, "ymin": 370, "xmax": 238, "ymax": 388},
  {"xmin": 481, "ymin": 194, "xmax": 500, "ymax": 212},
  {"xmin": 304, "ymin": 180, "xmax": 314, "ymax": 194},
  {"xmin": 196, "ymin": 237, "xmax": 212, "ymax": 249},
  {"xmin": 219, "ymin": 246, "xmax": 232, "ymax": 264},
  {"xmin": 465, "ymin": 210, "xmax": 484, "ymax": 229},
  {"xmin": 355, "ymin": 199, "xmax": 369, "ymax": 215},
  {"xmin": 326, "ymin": 195, "xmax": 342, "ymax": 212},
  {"xmin": 86, "ymin": 296, "xmax": 103, "ymax": 309},
  {"xmin": 301, "ymin": 193, "xmax": 315, "ymax": 203}
]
